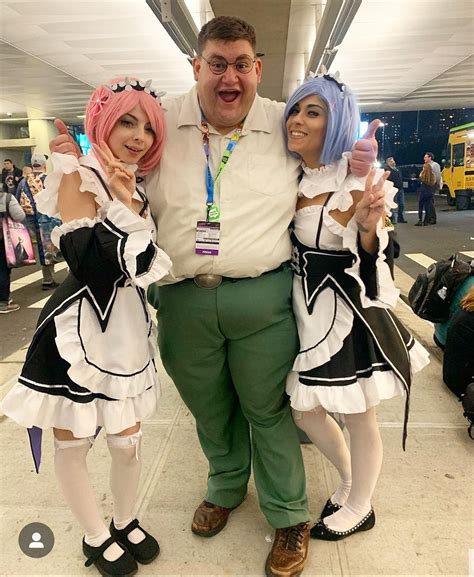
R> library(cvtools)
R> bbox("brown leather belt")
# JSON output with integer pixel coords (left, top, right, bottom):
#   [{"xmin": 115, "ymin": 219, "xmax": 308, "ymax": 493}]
[{"xmin": 192, "ymin": 264, "xmax": 286, "ymax": 289}]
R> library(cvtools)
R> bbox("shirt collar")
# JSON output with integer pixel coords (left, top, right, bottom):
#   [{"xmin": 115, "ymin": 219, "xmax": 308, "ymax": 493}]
[{"xmin": 177, "ymin": 85, "xmax": 271, "ymax": 135}]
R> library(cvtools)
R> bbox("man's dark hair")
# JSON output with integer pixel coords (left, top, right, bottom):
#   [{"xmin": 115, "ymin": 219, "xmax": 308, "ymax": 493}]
[
  {"xmin": 197, "ymin": 16, "xmax": 257, "ymax": 55},
  {"xmin": 4, "ymin": 158, "xmax": 12, "ymax": 163},
  {"xmin": 425, "ymin": 151, "xmax": 435, "ymax": 160}
]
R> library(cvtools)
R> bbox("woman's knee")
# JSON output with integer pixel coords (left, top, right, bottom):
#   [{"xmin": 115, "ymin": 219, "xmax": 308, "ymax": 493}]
[
  {"xmin": 292, "ymin": 406, "xmax": 327, "ymax": 432},
  {"xmin": 344, "ymin": 407, "xmax": 377, "ymax": 432}
]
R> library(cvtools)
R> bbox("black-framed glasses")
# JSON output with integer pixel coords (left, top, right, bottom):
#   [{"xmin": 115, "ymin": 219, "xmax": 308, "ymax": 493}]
[{"xmin": 200, "ymin": 55, "xmax": 257, "ymax": 75}]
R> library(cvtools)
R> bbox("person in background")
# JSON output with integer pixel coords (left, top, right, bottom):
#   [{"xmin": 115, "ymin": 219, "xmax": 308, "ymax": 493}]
[
  {"xmin": 424, "ymin": 152, "xmax": 441, "ymax": 191},
  {"xmin": 20, "ymin": 153, "xmax": 59, "ymax": 288},
  {"xmin": 2, "ymin": 159, "xmax": 22, "ymax": 195},
  {"xmin": 422, "ymin": 152, "xmax": 441, "ymax": 225},
  {"xmin": 416, "ymin": 163, "xmax": 437, "ymax": 226},
  {"xmin": 434, "ymin": 275, "xmax": 474, "ymax": 349},
  {"xmin": 442, "ymin": 287, "xmax": 474, "ymax": 399},
  {"xmin": 0, "ymin": 185, "xmax": 25, "ymax": 313},
  {"xmin": 385, "ymin": 157, "xmax": 406, "ymax": 223}
]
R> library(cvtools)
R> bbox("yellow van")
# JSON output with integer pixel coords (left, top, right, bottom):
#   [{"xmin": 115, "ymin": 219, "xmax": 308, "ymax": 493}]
[{"xmin": 441, "ymin": 122, "xmax": 474, "ymax": 209}]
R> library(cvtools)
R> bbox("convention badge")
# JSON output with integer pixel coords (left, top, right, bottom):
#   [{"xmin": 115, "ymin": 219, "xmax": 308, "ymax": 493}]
[
  {"xmin": 207, "ymin": 203, "xmax": 220, "ymax": 222},
  {"xmin": 195, "ymin": 221, "xmax": 220, "ymax": 255}
]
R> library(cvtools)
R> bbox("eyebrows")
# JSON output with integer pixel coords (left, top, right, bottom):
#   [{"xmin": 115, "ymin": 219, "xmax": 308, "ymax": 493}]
[
  {"xmin": 121, "ymin": 112, "xmax": 151, "ymax": 125},
  {"xmin": 293, "ymin": 102, "xmax": 327, "ymax": 113},
  {"xmin": 205, "ymin": 52, "xmax": 253, "ymax": 60}
]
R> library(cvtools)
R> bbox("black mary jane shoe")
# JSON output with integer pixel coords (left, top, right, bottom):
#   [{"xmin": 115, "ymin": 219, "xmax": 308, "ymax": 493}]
[
  {"xmin": 110, "ymin": 518, "xmax": 160, "ymax": 565},
  {"xmin": 320, "ymin": 498, "xmax": 342, "ymax": 519},
  {"xmin": 310, "ymin": 508, "xmax": 375, "ymax": 541},
  {"xmin": 82, "ymin": 536, "xmax": 138, "ymax": 577}
]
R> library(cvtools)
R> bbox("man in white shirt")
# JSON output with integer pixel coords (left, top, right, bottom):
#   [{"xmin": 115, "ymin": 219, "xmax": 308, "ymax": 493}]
[
  {"xmin": 51, "ymin": 16, "xmax": 376, "ymax": 577},
  {"xmin": 424, "ymin": 151, "xmax": 442, "ymax": 189},
  {"xmin": 423, "ymin": 152, "xmax": 441, "ymax": 224}
]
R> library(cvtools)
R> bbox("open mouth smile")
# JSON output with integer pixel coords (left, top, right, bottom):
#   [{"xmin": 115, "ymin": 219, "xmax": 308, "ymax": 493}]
[{"xmin": 218, "ymin": 90, "xmax": 241, "ymax": 103}]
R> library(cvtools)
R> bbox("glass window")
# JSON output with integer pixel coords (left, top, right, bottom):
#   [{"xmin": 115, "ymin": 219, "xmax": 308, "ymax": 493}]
[
  {"xmin": 453, "ymin": 142, "xmax": 465, "ymax": 167},
  {"xmin": 444, "ymin": 143, "xmax": 451, "ymax": 168}
]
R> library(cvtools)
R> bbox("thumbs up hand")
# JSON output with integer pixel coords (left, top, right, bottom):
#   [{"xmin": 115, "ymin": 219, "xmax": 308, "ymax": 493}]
[{"xmin": 349, "ymin": 119, "xmax": 381, "ymax": 177}]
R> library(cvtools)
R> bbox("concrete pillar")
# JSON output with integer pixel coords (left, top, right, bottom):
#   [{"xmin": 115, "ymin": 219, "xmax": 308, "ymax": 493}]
[{"xmin": 27, "ymin": 107, "xmax": 57, "ymax": 171}]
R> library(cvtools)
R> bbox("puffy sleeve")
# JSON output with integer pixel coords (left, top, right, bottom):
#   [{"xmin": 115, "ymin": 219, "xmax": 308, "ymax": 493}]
[
  {"xmin": 35, "ymin": 152, "xmax": 109, "ymax": 219},
  {"xmin": 324, "ymin": 165, "xmax": 400, "ymax": 309},
  {"xmin": 52, "ymin": 199, "xmax": 172, "ymax": 289}
]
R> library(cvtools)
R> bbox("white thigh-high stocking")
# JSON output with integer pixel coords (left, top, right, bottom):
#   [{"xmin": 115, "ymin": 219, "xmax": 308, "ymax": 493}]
[
  {"xmin": 323, "ymin": 407, "xmax": 383, "ymax": 532},
  {"xmin": 107, "ymin": 430, "xmax": 145, "ymax": 545},
  {"xmin": 294, "ymin": 408, "xmax": 352, "ymax": 506},
  {"xmin": 54, "ymin": 437, "xmax": 124, "ymax": 562}
]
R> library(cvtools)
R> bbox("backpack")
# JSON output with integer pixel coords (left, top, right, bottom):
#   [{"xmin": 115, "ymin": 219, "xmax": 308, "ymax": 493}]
[
  {"xmin": 461, "ymin": 382, "xmax": 474, "ymax": 439},
  {"xmin": 408, "ymin": 255, "xmax": 473, "ymax": 323}
]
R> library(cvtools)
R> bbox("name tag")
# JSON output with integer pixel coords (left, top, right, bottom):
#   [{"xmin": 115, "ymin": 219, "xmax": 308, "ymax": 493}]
[{"xmin": 195, "ymin": 221, "xmax": 220, "ymax": 255}]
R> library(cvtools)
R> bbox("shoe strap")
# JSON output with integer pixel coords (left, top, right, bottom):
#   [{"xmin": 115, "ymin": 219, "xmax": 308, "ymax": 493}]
[
  {"xmin": 116, "ymin": 518, "xmax": 140, "ymax": 535},
  {"xmin": 84, "ymin": 536, "xmax": 119, "ymax": 567}
]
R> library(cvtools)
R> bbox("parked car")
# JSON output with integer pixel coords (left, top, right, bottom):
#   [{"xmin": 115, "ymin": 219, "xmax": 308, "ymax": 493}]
[{"xmin": 398, "ymin": 164, "xmax": 423, "ymax": 192}]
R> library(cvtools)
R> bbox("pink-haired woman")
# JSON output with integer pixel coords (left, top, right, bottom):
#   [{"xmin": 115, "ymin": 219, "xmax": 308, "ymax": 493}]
[{"xmin": 1, "ymin": 78, "xmax": 172, "ymax": 577}]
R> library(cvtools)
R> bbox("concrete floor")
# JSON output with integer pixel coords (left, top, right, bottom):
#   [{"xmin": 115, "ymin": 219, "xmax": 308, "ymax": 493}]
[{"xmin": 0, "ymin": 267, "xmax": 472, "ymax": 577}]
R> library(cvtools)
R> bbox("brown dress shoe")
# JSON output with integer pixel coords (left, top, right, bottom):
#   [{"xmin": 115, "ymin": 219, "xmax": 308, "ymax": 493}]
[
  {"xmin": 191, "ymin": 500, "xmax": 237, "ymax": 537},
  {"xmin": 265, "ymin": 522, "xmax": 310, "ymax": 577}
]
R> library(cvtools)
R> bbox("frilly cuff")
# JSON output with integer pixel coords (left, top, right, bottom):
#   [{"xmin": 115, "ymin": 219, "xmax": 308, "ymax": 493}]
[
  {"xmin": 51, "ymin": 216, "xmax": 101, "ymax": 248},
  {"xmin": 340, "ymin": 215, "xmax": 399, "ymax": 309},
  {"xmin": 320, "ymin": 170, "xmax": 399, "ymax": 309},
  {"xmin": 106, "ymin": 200, "xmax": 172, "ymax": 288},
  {"xmin": 36, "ymin": 152, "xmax": 107, "ymax": 219}
]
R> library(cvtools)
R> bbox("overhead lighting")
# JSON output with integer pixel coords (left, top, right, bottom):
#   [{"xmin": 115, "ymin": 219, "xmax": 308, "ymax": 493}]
[
  {"xmin": 306, "ymin": 0, "xmax": 362, "ymax": 75},
  {"xmin": 77, "ymin": 115, "xmax": 86, "ymax": 119},
  {"xmin": 146, "ymin": 0, "xmax": 198, "ymax": 58},
  {"xmin": 0, "ymin": 116, "xmax": 55, "ymax": 122}
]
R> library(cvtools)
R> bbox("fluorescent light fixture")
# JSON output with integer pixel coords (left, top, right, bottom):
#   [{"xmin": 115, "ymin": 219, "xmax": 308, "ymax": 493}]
[
  {"xmin": 146, "ymin": 0, "xmax": 198, "ymax": 58},
  {"xmin": 0, "ymin": 117, "xmax": 55, "ymax": 122},
  {"xmin": 77, "ymin": 115, "xmax": 86, "ymax": 119},
  {"xmin": 306, "ymin": 0, "xmax": 362, "ymax": 75}
]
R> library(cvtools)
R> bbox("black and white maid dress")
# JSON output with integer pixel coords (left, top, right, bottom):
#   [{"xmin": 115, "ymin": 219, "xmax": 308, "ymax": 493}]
[
  {"xmin": 286, "ymin": 154, "xmax": 429, "ymax": 446},
  {"xmin": 1, "ymin": 152, "xmax": 172, "ymax": 470}
]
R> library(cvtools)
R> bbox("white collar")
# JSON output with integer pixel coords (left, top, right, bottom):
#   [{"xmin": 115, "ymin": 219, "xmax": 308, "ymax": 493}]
[{"xmin": 299, "ymin": 153, "xmax": 350, "ymax": 198}]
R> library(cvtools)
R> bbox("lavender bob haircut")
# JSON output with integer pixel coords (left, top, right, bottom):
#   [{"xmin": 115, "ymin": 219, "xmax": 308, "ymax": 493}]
[
  {"xmin": 284, "ymin": 76, "xmax": 360, "ymax": 166},
  {"xmin": 84, "ymin": 77, "xmax": 165, "ymax": 174}
]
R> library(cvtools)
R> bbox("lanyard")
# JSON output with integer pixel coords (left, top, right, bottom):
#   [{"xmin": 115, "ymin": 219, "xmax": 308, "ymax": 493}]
[{"xmin": 201, "ymin": 120, "xmax": 242, "ymax": 221}]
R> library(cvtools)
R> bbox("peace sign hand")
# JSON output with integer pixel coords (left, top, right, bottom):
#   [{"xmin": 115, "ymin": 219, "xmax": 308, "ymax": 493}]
[
  {"xmin": 353, "ymin": 168, "xmax": 389, "ymax": 232},
  {"xmin": 93, "ymin": 142, "xmax": 135, "ymax": 207}
]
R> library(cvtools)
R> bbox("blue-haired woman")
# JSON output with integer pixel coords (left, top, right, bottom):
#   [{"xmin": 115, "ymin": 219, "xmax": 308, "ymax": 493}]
[{"xmin": 283, "ymin": 75, "xmax": 429, "ymax": 540}]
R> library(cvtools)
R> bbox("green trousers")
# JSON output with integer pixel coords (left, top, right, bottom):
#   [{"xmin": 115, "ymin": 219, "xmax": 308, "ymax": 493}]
[{"xmin": 150, "ymin": 266, "xmax": 309, "ymax": 528}]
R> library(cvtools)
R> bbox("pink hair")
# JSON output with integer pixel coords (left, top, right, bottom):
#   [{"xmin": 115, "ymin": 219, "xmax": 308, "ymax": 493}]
[{"xmin": 84, "ymin": 77, "xmax": 165, "ymax": 174}]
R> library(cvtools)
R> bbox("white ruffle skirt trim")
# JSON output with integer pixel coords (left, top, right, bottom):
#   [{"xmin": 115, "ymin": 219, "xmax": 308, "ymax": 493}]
[
  {"xmin": 1, "ymin": 381, "xmax": 160, "ymax": 438},
  {"xmin": 287, "ymin": 338, "xmax": 429, "ymax": 414}
]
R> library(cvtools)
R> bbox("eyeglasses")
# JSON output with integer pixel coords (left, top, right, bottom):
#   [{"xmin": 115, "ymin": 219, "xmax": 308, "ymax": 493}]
[{"xmin": 200, "ymin": 55, "xmax": 257, "ymax": 75}]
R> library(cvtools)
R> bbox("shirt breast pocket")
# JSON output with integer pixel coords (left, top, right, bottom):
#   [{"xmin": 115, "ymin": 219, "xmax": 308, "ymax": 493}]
[{"xmin": 247, "ymin": 153, "xmax": 296, "ymax": 196}]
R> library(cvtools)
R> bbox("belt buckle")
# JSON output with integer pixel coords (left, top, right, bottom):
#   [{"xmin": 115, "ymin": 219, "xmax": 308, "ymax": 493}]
[{"xmin": 193, "ymin": 274, "xmax": 223, "ymax": 289}]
